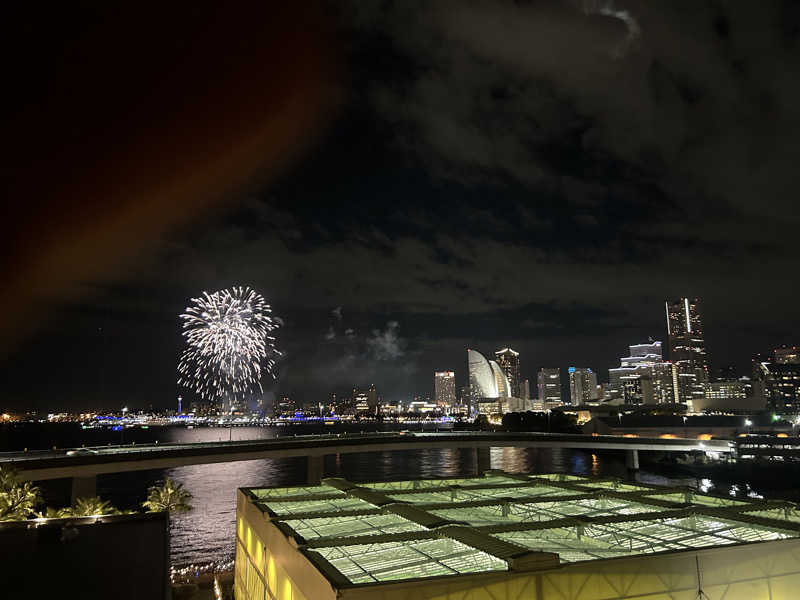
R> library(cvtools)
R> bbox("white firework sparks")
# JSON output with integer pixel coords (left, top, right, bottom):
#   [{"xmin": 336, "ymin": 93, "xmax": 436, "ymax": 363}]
[{"xmin": 177, "ymin": 287, "xmax": 279, "ymax": 407}]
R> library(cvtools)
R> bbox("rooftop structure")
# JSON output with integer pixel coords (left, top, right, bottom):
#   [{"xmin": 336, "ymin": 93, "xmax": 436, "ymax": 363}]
[{"xmin": 236, "ymin": 471, "xmax": 800, "ymax": 600}]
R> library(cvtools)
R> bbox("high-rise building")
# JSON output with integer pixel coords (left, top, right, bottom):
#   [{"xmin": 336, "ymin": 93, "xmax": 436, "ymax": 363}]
[
  {"xmin": 755, "ymin": 347, "xmax": 800, "ymax": 413},
  {"xmin": 494, "ymin": 348, "xmax": 521, "ymax": 398},
  {"xmin": 434, "ymin": 371, "xmax": 456, "ymax": 411},
  {"xmin": 568, "ymin": 367, "xmax": 598, "ymax": 405},
  {"xmin": 367, "ymin": 384, "xmax": 378, "ymax": 411},
  {"xmin": 666, "ymin": 298, "xmax": 709, "ymax": 408},
  {"xmin": 520, "ymin": 379, "xmax": 530, "ymax": 401},
  {"xmin": 608, "ymin": 341, "xmax": 676, "ymax": 405},
  {"xmin": 537, "ymin": 368, "xmax": 562, "ymax": 409},
  {"xmin": 352, "ymin": 388, "xmax": 370, "ymax": 415}
]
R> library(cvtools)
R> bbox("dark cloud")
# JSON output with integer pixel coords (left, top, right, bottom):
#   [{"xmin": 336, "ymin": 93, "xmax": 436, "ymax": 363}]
[{"xmin": 2, "ymin": 1, "xmax": 799, "ymax": 410}]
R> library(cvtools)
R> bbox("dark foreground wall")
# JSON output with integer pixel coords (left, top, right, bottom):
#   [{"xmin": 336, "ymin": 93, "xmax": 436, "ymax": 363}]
[{"xmin": 0, "ymin": 512, "xmax": 169, "ymax": 599}]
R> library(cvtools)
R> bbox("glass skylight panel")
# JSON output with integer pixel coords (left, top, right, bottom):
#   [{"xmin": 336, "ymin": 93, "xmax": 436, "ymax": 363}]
[
  {"xmin": 283, "ymin": 513, "xmax": 425, "ymax": 540},
  {"xmin": 386, "ymin": 491, "xmax": 457, "ymax": 504},
  {"xmin": 741, "ymin": 507, "xmax": 800, "ymax": 523},
  {"xmin": 460, "ymin": 484, "xmax": 574, "ymax": 501},
  {"xmin": 251, "ymin": 484, "xmax": 345, "ymax": 499},
  {"xmin": 311, "ymin": 538, "xmax": 507, "ymax": 584},
  {"xmin": 644, "ymin": 492, "xmax": 748, "ymax": 507},
  {"xmin": 575, "ymin": 481, "xmax": 652, "ymax": 492},
  {"xmin": 264, "ymin": 496, "xmax": 374, "ymax": 516}
]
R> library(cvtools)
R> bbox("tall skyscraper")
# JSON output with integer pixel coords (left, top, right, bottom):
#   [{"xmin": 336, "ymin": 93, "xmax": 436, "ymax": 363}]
[
  {"xmin": 666, "ymin": 298, "xmax": 709, "ymax": 408},
  {"xmin": 434, "ymin": 371, "xmax": 456, "ymax": 410},
  {"xmin": 537, "ymin": 368, "xmax": 562, "ymax": 409},
  {"xmin": 494, "ymin": 348, "xmax": 521, "ymax": 398},
  {"xmin": 568, "ymin": 367, "xmax": 598, "ymax": 405}
]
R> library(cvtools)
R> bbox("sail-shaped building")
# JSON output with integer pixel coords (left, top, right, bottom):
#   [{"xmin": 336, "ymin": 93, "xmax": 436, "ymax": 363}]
[{"xmin": 467, "ymin": 349, "xmax": 510, "ymax": 414}]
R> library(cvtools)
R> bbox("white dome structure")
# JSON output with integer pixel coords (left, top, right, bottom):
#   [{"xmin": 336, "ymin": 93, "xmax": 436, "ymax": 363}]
[{"xmin": 467, "ymin": 349, "xmax": 510, "ymax": 399}]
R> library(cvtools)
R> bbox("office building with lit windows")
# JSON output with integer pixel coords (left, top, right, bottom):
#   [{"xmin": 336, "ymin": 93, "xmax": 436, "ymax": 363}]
[
  {"xmin": 568, "ymin": 367, "xmax": 598, "ymax": 405},
  {"xmin": 608, "ymin": 341, "xmax": 676, "ymax": 405},
  {"xmin": 235, "ymin": 472, "xmax": 800, "ymax": 600},
  {"xmin": 756, "ymin": 347, "xmax": 800, "ymax": 413},
  {"xmin": 536, "ymin": 368, "xmax": 562, "ymax": 410},
  {"xmin": 494, "ymin": 348, "xmax": 521, "ymax": 399},
  {"xmin": 434, "ymin": 371, "xmax": 456, "ymax": 411},
  {"xmin": 666, "ymin": 298, "xmax": 709, "ymax": 408}
]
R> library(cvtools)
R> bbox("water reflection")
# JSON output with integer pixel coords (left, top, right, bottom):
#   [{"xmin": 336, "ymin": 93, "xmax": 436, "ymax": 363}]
[{"xmin": 151, "ymin": 447, "xmax": 648, "ymax": 566}]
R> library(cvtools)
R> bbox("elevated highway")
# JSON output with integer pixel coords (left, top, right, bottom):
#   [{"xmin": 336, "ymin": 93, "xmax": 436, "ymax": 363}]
[{"xmin": 0, "ymin": 431, "xmax": 733, "ymax": 502}]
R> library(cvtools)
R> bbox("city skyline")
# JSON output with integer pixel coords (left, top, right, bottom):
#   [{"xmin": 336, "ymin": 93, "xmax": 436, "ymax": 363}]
[{"xmin": 2, "ymin": 294, "xmax": 797, "ymax": 412}]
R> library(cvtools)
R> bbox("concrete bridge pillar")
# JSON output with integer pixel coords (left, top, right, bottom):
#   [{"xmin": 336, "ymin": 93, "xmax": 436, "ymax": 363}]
[
  {"xmin": 473, "ymin": 446, "xmax": 491, "ymax": 476},
  {"xmin": 307, "ymin": 455, "xmax": 324, "ymax": 486},
  {"xmin": 71, "ymin": 475, "xmax": 97, "ymax": 504},
  {"xmin": 625, "ymin": 449, "xmax": 640, "ymax": 471}
]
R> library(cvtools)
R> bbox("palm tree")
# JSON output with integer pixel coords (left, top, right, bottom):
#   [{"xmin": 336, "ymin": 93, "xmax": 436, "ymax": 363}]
[
  {"xmin": 0, "ymin": 465, "xmax": 41, "ymax": 521},
  {"xmin": 142, "ymin": 478, "xmax": 192, "ymax": 513},
  {"xmin": 36, "ymin": 506, "xmax": 72, "ymax": 519},
  {"xmin": 67, "ymin": 496, "xmax": 122, "ymax": 517}
]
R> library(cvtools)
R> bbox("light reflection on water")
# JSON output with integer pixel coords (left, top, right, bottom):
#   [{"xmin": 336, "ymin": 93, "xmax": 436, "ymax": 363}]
[{"xmin": 155, "ymin": 446, "xmax": 675, "ymax": 566}]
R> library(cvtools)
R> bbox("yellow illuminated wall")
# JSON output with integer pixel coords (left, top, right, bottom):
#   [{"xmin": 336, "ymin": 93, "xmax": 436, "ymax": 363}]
[{"xmin": 235, "ymin": 515, "xmax": 309, "ymax": 600}]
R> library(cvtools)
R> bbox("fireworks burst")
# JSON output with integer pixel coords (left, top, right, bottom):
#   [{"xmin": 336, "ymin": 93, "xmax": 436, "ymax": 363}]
[{"xmin": 177, "ymin": 287, "xmax": 280, "ymax": 409}]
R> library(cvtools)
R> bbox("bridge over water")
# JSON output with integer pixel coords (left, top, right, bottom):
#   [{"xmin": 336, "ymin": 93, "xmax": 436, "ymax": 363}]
[{"xmin": 0, "ymin": 431, "xmax": 733, "ymax": 502}]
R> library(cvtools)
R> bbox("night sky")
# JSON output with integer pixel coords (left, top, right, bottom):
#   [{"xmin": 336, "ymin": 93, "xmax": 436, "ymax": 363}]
[{"xmin": 2, "ymin": 2, "xmax": 799, "ymax": 411}]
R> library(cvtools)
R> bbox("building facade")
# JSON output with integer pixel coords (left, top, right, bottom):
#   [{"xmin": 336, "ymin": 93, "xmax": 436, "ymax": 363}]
[
  {"xmin": 666, "ymin": 297, "xmax": 709, "ymax": 408},
  {"xmin": 536, "ymin": 368, "xmax": 562, "ymax": 409},
  {"xmin": 568, "ymin": 367, "xmax": 598, "ymax": 405},
  {"xmin": 756, "ymin": 348, "xmax": 800, "ymax": 413},
  {"xmin": 467, "ymin": 349, "xmax": 511, "ymax": 414},
  {"xmin": 494, "ymin": 348, "xmax": 521, "ymax": 398},
  {"xmin": 608, "ymin": 341, "xmax": 676, "ymax": 405},
  {"xmin": 705, "ymin": 380, "xmax": 748, "ymax": 400},
  {"xmin": 434, "ymin": 371, "xmax": 456, "ymax": 411}
]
